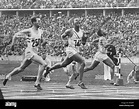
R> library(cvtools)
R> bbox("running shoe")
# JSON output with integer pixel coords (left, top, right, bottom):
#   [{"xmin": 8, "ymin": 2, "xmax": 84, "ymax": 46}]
[
  {"xmin": 78, "ymin": 82, "xmax": 87, "ymax": 89},
  {"xmin": 66, "ymin": 85, "xmax": 74, "ymax": 89},
  {"xmin": 3, "ymin": 78, "xmax": 8, "ymax": 86},
  {"xmin": 34, "ymin": 84, "xmax": 43, "ymax": 90}
]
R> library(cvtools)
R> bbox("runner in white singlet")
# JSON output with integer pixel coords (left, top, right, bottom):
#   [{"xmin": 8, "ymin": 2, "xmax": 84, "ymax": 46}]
[
  {"xmin": 44, "ymin": 18, "xmax": 88, "ymax": 89},
  {"xmin": 3, "ymin": 16, "xmax": 49, "ymax": 90},
  {"xmin": 65, "ymin": 27, "xmax": 83, "ymax": 58},
  {"xmin": 84, "ymin": 36, "xmax": 116, "ymax": 85}
]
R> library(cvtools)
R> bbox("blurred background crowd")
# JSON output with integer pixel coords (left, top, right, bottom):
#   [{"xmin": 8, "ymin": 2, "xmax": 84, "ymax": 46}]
[
  {"xmin": 0, "ymin": 0, "xmax": 139, "ymax": 59},
  {"xmin": 0, "ymin": 0, "xmax": 137, "ymax": 9}
]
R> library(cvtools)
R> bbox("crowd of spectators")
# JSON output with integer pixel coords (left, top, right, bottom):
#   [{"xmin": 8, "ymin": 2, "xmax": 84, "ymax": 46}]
[
  {"xmin": 0, "ymin": 9, "xmax": 139, "ymax": 58},
  {"xmin": 0, "ymin": 0, "xmax": 136, "ymax": 9}
]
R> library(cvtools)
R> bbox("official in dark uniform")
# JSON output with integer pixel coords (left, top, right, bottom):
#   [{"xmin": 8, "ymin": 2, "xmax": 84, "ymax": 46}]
[
  {"xmin": 104, "ymin": 43, "xmax": 119, "ymax": 80},
  {"xmin": 106, "ymin": 44, "xmax": 118, "ymax": 66}
]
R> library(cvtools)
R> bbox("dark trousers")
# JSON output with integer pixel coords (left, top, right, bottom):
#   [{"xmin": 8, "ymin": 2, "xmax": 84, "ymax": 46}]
[{"xmin": 108, "ymin": 55, "xmax": 118, "ymax": 66}]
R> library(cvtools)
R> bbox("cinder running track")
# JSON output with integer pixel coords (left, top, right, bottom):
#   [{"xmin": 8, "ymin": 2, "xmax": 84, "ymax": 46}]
[{"xmin": 1, "ymin": 81, "xmax": 139, "ymax": 99}]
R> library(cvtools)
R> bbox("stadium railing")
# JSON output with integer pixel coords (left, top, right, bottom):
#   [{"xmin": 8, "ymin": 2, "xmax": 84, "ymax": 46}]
[{"xmin": 0, "ymin": 7, "xmax": 139, "ymax": 17}]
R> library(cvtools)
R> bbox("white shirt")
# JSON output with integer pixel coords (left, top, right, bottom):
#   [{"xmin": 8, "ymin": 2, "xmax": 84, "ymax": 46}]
[
  {"xmin": 98, "ymin": 37, "xmax": 107, "ymax": 54},
  {"xmin": 24, "ymin": 28, "xmax": 43, "ymax": 49},
  {"xmin": 68, "ymin": 28, "xmax": 83, "ymax": 51}
]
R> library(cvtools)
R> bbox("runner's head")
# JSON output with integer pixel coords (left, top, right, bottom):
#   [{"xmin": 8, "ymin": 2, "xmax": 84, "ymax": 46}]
[
  {"xmin": 74, "ymin": 18, "xmax": 80, "ymax": 27},
  {"xmin": 99, "ymin": 37, "xmax": 107, "ymax": 46},
  {"xmin": 31, "ymin": 16, "xmax": 41, "ymax": 29}
]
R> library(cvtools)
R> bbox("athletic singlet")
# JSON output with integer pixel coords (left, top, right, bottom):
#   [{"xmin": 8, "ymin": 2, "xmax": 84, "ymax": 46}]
[
  {"xmin": 98, "ymin": 37, "xmax": 107, "ymax": 54},
  {"xmin": 26, "ymin": 28, "xmax": 43, "ymax": 50},
  {"xmin": 68, "ymin": 28, "xmax": 83, "ymax": 51}
]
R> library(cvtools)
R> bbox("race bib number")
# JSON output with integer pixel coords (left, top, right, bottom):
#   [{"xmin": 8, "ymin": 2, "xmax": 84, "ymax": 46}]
[
  {"xmin": 74, "ymin": 39, "xmax": 81, "ymax": 46},
  {"xmin": 32, "ymin": 39, "xmax": 40, "ymax": 47}
]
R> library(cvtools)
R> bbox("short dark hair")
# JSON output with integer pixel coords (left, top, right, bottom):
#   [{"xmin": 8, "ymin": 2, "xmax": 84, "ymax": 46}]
[{"xmin": 31, "ymin": 16, "xmax": 37, "ymax": 23}]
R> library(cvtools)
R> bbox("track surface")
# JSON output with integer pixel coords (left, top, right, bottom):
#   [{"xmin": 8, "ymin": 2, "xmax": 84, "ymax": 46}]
[
  {"xmin": 0, "ymin": 61, "xmax": 139, "ymax": 100},
  {"xmin": 1, "ymin": 81, "xmax": 139, "ymax": 99}
]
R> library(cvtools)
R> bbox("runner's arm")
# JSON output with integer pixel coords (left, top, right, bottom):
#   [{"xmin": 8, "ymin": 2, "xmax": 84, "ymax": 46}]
[
  {"xmin": 10, "ymin": 29, "xmax": 30, "ymax": 46},
  {"xmin": 87, "ymin": 38, "xmax": 99, "ymax": 47},
  {"xmin": 61, "ymin": 29, "xmax": 71, "ymax": 40},
  {"xmin": 97, "ymin": 17, "xmax": 111, "ymax": 36},
  {"xmin": 81, "ymin": 33, "xmax": 88, "ymax": 45}
]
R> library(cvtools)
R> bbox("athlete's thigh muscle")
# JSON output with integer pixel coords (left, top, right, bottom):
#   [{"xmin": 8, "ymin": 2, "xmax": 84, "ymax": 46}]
[
  {"xmin": 32, "ymin": 54, "xmax": 46, "ymax": 65},
  {"xmin": 103, "ymin": 58, "xmax": 114, "ymax": 67},
  {"xmin": 62, "ymin": 56, "xmax": 73, "ymax": 67},
  {"xmin": 71, "ymin": 53, "xmax": 84, "ymax": 64},
  {"xmin": 20, "ymin": 58, "xmax": 32, "ymax": 69}
]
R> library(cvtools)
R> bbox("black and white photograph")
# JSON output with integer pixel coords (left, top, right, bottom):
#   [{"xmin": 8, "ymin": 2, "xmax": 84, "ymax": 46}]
[{"xmin": 0, "ymin": 0, "xmax": 139, "ymax": 108}]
